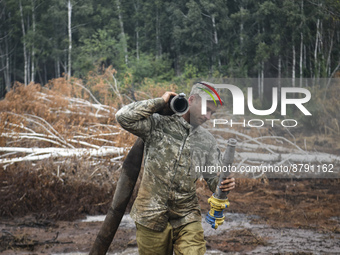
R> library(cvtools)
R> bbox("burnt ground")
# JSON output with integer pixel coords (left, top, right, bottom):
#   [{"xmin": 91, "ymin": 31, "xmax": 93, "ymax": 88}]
[{"xmin": 1, "ymin": 173, "xmax": 339, "ymax": 254}]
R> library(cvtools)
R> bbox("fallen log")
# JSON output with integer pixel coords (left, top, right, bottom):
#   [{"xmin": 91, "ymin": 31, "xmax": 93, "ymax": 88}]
[{"xmin": 0, "ymin": 147, "xmax": 125, "ymax": 164}]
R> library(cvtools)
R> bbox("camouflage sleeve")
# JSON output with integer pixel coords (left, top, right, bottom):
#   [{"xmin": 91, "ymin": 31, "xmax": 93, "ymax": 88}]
[
  {"xmin": 203, "ymin": 145, "xmax": 222, "ymax": 193},
  {"xmin": 115, "ymin": 98, "xmax": 166, "ymax": 139}
]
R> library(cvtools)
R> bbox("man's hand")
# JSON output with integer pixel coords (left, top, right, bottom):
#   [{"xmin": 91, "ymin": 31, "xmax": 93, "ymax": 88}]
[
  {"xmin": 219, "ymin": 178, "xmax": 235, "ymax": 192},
  {"xmin": 161, "ymin": 91, "xmax": 177, "ymax": 104}
]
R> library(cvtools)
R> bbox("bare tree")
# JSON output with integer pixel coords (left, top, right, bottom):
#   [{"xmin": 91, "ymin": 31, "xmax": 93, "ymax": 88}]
[
  {"xmin": 133, "ymin": 0, "xmax": 140, "ymax": 60},
  {"xmin": 116, "ymin": 0, "xmax": 128, "ymax": 65},
  {"xmin": 19, "ymin": 0, "xmax": 28, "ymax": 86},
  {"xmin": 67, "ymin": 0, "xmax": 72, "ymax": 80},
  {"xmin": 31, "ymin": 0, "xmax": 36, "ymax": 83},
  {"xmin": 292, "ymin": 44, "xmax": 296, "ymax": 87},
  {"xmin": 299, "ymin": 0, "xmax": 304, "ymax": 87}
]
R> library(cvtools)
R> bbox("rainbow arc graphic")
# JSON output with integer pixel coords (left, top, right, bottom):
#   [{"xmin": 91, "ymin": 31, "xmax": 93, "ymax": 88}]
[{"xmin": 198, "ymin": 82, "xmax": 223, "ymax": 106}]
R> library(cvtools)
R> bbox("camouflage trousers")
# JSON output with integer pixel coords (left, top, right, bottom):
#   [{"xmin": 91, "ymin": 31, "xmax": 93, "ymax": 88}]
[{"xmin": 135, "ymin": 221, "xmax": 206, "ymax": 255}]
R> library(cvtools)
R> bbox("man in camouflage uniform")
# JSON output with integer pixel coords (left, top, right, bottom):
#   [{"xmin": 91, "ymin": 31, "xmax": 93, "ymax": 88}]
[{"xmin": 115, "ymin": 82, "xmax": 235, "ymax": 255}]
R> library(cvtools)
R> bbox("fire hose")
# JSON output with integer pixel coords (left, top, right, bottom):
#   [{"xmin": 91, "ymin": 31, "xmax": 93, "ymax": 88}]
[{"xmin": 206, "ymin": 138, "xmax": 237, "ymax": 229}]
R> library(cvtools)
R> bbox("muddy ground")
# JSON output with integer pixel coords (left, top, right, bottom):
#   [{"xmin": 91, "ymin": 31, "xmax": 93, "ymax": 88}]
[
  {"xmin": 1, "ymin": 81, "xmax": 340, "ymax": 254},
  {"xmin": 1, "ymin": 177, "xmax": 339, "ymax": 254}
]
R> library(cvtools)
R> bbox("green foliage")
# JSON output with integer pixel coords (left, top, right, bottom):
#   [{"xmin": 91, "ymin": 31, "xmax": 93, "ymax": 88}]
[
  {"xmin": 182, "ymin": 63, "xmax": 199, "ymax": 80},
  {"xmin": 127, "ymin": 54, "xmax": 174, "ymax": 83},
  {"xmin": 73, "ymin": 29, "xmax": 118, "ymax": 77},
  {"xmin": 0, "ymin": 0, "xmax": 340, "ymax": 98}
]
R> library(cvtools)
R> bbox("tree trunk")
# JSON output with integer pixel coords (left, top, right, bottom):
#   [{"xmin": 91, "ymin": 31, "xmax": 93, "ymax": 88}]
[
  {"xmin": 116, "ymin": 0, "xmax": 128, "ymax": 65},
  {"xmin": 258, "ymin": 62, "xmax": 264, "ymax": 100},
  {"xmin": 31, "ymin": 0, "xmax": 35, "ymax": 83},
  {"xmin": 64, "ymin": 49, "xmax": 67, "ymax": 74},
  {"xmin": 319, "ymin": 20, "xmax": 324, "ymax": 77},
  {"xmin": 37, "ymin": 68, "xmax": 43, "ymax": 86},
  {"xmin": 19, "ymin": 0, "xmax": 28, "ymax": 86},
  {"xmin": 136, "ymin": 27, "xmax": 139, "ymax": 60},
  {"xmin": 240, "ymin": 7, "xmax": 244, "ymax": 50},
  {"xmin": 292, "ymin": 44, "xmax": 296, "ymax": 87},
  {"xmin": 278, "ymin": 55, "xmax": 282, "ymax": 79},
  {"xmin": 258, "ymin": 70, "xmax": 261, "ymax": 99},
  {"xmin": 212, "ymin": 15, "xmax": 221, "ymax": 68},
  {"xmin": 5, "ymin": 37, "xmax": 10, "ymax": 91},
  {"xmin": 58, "ymin": 58, "xmax": 61, "ymax": 78},
  {"xmin": 314, "ymin": 18, "xmax": 320, "ymax": 80},
  {"xmin": 44, "ymin": 63, "xmax": 47, "ymax": 84},
  {"xmin": 261, "ymin": 61, "xmax": 264, "ymax": 99},
  {"xmin": 309, "ymin": 45, "xmax": 313, "ymax": 83},
  {"xmin": 278, "ymin": 55, "xmax": 281, "ymax": 99},
  {"xmin": 299, "ymin": 0, "xmax": 304, "ymax": 87},
  {"xmin": 54, "ymin": 59, "xmax": 57, "ymax": 78},
  {"xmin": 156, "ymin": 7, "xmax": 162, "ymax": 58},
  {"xmin": 27, "ymin": 47, "xmax": 31, "ymax": 83},
  {"xmin": 133, "ymin": 0, "xmax": 140, "ymax": 61},
  {"xmin": 27, "ymin": 14, "xmax": 31, "ymax": 83},
  {"xmin": 300, "ymin": 32, "xmax": 303, "ymax": 87},
  {"xmin": 304, "ymin": 45, "xmax": 307, "ymax": 70},
  {"xmin": 326, "ymin": 29, "xmax": 334, "ymax": 77},
  {"xmin": 0, "ymin": 34, "xmax": 11, "ymax": 93},
  {"xmin": 68, "ymin": 0, "xmax": 72, "ymax": 80}
]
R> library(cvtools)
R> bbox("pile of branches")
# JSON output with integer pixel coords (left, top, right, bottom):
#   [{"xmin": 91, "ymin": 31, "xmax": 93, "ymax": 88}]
[
  {"xmin": 1, "ymin": 75, "xmax": 339, "ymax": 219},
  {"xmin": 207, "ymin": 122, "xmax": 340, "ymax": 179},
  {"xmin": 0, "ymin": 77, "xmax": 137, "ymax": 219},
  {"xmin": 0, "ymin": 79, "xmax": 134, "ymax": 167}
]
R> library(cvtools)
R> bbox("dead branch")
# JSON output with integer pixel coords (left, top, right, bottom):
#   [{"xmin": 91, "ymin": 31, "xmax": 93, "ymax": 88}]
[{"xmin": 0, "ymin": 147, "xmax": 125, "ymax": 164}]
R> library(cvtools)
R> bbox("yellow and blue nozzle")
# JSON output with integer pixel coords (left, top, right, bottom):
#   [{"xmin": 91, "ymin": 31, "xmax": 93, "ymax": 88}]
[
  {"xmin": 206, "ymin": 138, "xmax": 236, "ymax": 229},
  {"xmin": 205, "ymin": 193, "xmax": 230, "ymax": 229}
]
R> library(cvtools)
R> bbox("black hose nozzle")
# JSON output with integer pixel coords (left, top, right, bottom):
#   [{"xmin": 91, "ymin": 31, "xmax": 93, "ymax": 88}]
[{"xmin": 169, "ymin": 93, "xmax": 189, "ymax": 115}]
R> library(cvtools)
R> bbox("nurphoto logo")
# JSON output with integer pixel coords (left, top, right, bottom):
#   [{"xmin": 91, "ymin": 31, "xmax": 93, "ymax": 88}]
[{"xmin": 198, "ymin": 83, "xmax": 312, "ymax": 128}]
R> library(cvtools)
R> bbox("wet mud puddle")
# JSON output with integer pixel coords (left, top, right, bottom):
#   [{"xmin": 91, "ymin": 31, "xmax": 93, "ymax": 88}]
[
  {"xmin": 1, "ymin": 213, "xmax": 339, "ymax": 254},
  {"xmin": 75, "ymin": 213, "xmax": 340, "ymax": 254}
]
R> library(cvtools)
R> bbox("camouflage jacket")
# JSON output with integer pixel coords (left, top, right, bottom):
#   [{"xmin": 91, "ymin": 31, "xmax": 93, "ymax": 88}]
[{"xmin": 115, "ymin": 98, "xmax": 221, "ymax": 231}]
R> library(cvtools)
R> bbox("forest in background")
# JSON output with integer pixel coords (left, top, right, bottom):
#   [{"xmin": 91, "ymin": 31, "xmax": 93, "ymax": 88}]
[
  {"xmin": 0, "ymin": 0, "xmax": 340, "ymax": 100},
  {"xmin": 0, "ymin": 2, "xmax": 340, "ymax": 252}
]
